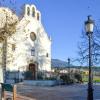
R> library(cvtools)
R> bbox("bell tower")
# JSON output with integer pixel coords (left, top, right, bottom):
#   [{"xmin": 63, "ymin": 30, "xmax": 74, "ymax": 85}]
[{"xmin": 24, "ymin": 4, "xmax": 41, "ymax": 21}]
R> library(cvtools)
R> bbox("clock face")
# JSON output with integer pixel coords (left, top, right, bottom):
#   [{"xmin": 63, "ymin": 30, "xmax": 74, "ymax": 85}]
[{"xmin": 30, "ymin": 32, "xmax": 36, "ymax": 41}]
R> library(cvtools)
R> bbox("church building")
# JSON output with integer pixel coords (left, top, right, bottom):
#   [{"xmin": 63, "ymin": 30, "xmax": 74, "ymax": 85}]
[{"xmin": 0, "ymin": 4, "xmax": 51, "ymax": 80}]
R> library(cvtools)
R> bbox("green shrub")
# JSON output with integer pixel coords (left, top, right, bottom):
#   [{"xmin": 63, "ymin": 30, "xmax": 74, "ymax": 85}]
[
  {"xmin": 45, "ymin": 77, "xmax": 57, "ymax": 80},
  {"xmin": 37, "ymin": 71, "xmax": 57, "ymax": 80},
  {"xmin": 74, "ymin": 72, "xmax": 82, "ymax": 83},
  {"xmin": 37, "ymin": 71, "xmax": 44, "ymax": 80},
  {"xmin": 60, "ymin": 74, "xmax": 74, "ymax": 84},
  {"xmin": 60, "ymin": 73, "xmax": 83, "ymax": 84},
  {"xmin": 24, "ymin": 71, "xmax": 33, "ymax": 80}
]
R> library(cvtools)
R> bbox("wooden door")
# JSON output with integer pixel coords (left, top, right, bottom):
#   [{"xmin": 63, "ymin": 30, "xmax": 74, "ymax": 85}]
[{"xmin": 29, "ymin": 63, "xmax": 36, "ymax": 80}]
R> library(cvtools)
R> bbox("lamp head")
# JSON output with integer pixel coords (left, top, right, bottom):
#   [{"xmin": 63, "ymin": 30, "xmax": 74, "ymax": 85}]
[{"xmin": 85, "ymin": 15, "xmax": 94, "ymax": 34}]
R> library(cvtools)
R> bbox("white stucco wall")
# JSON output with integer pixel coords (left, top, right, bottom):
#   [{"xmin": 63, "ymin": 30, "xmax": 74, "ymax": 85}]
[{"xmin": 6, "ymin": 4, "xmax": 51, "ymax": 72}]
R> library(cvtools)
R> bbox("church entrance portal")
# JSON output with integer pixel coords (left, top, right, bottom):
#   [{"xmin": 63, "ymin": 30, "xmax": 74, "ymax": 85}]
[{"xmin": 29, "ymin": 63, "xmax": 36, "ymax": 80}]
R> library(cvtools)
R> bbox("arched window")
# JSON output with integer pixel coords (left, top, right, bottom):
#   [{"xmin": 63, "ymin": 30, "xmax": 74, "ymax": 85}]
[
  {"xmin": 37, "ymin": 13, "xmax": 39, "ymax": 20},
  {"xmin": 31, "ymin": 48, "xmax": 35, "ymax": 56},
  {"xmin": 27, "ymin": 7, "xmax": 30, "ymax": 15},
  {"xmin": 32, "ymin": 7, "xmax": 35, "ymax": 17}
]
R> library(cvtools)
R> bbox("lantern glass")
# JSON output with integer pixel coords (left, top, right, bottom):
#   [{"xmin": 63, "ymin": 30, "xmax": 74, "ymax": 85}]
[{"xmin": 85, "ymin": 23, "xmax": 94, "ymax": 33}]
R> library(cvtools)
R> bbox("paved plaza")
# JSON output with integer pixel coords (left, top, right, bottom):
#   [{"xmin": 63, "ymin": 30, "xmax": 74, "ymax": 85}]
[{"xmin": 15, "ymin": 84, "xmax": 100, "ymax": 100}]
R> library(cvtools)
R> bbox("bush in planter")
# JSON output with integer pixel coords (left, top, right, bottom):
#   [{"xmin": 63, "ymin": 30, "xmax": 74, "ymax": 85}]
[
  {"xmin": 45, "ymin": 77, "xmax": 57, "ymax": 80},
  {"xmin": 74, "ymin": 72, "xmax": 82, "ymax": 83},
  {"xmin": 37, "ymin": 71, "xmax": 44, "ymax": 80},
  {"xmin": 37, "ymin": 71, "xmax": 57, "ymax": 80},
  {"xmin": 24, "ymin": 71, "xmax": 33, "ymax": 80},
  {"xmin": 60, "ymin": 74, "xmax": 74, "ymax": 84}
]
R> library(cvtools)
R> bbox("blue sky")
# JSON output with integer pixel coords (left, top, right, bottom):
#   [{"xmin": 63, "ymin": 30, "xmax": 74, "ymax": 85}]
[{"xmin": 2, "ymin": 0, "xmax": 100, "ymax": 62}]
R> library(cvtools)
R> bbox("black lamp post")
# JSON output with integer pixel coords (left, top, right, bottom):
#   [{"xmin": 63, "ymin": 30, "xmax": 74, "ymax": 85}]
[
  {"xmin": 68, "ymin": 58, "xmax": 70, "ymax": 73},
  {"xmin": 85, "ymin": 15, "xmax": 94, "ymax": 100}
]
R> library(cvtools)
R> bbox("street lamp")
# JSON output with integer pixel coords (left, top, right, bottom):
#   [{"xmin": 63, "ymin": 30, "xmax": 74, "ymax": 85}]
[
  {"xmin": 68, "ymin": 58, "xmax": 70, "ymax": 73},
  {"xmin": 85, "ymin": 15, "xmax": 94, "ymax": 100}
]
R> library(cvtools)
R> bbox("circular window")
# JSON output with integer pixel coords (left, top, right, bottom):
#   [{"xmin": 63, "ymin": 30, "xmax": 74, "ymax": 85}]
[{"xmin": 30, "ymin": 32, "xmax": 36, "ymax": 41}]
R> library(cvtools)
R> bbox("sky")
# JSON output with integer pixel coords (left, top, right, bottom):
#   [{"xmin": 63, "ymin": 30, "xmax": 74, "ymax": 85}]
[{"xmin": 1, "ymin": 0, "xmax": 100, "ymax": 63}]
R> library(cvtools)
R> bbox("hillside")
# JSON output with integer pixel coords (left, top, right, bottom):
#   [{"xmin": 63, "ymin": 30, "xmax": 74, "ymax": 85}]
[{"xmin": 51, "ymin": 59, "xmax": 73, "ymax": 68}]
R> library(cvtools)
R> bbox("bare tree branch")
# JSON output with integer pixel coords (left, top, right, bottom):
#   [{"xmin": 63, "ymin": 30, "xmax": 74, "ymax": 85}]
[{"xmin": 77, "ymin": 24, "xmax": 100, "ymax": 66}]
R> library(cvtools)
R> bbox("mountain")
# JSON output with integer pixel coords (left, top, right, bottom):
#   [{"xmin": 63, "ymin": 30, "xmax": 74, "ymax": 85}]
[
  {"xmin": 51, "ymin": 59, "xmax": 73, "ymax": 68},
  {"xmin": 52, "ymin": 59, "xmax": 100, "ymax": 68}
]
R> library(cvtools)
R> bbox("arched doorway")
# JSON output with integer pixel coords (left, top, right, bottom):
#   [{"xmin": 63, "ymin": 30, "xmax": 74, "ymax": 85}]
[{"xmin": 29, "ymin": 63, "xmax": 36, "ymax": 80}]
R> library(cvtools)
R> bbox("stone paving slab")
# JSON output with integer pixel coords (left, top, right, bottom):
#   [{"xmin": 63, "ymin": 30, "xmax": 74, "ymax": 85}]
[
  {"xmin": 5, "ymin": 91, "xmax": 35, "ymax": 100},
  {"xmin": 17, "ymin": 84, "xmax": 87, "ymax": 100},
  {"xmin": 3, "ymin": 84, "xmax": 100, "ymax": 100}
]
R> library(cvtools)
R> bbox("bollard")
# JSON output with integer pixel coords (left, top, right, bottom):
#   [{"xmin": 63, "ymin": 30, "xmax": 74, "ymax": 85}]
[{"xmin": 13, "ymin": 85, "xmax": 16, "ymax": 100}]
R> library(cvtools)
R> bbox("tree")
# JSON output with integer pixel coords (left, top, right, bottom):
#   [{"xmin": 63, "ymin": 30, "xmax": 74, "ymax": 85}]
[
  {"xmin": 0, "ymin": 8, "xmax": 18, "ymax": 77},
  {"xmin": 0, "ymin": 8, "xmax": 18, "ymax": 39},
  {"xmin": 0, "ymin": 2, "xmax": 19, "ymax": 83},
  {"xmin": 0, "ymin": 0, "xmax": 29, "ymax": 18},
  {"xmin": 77, "ymin": 23, "xmax": 100, "ymax": 66}
]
